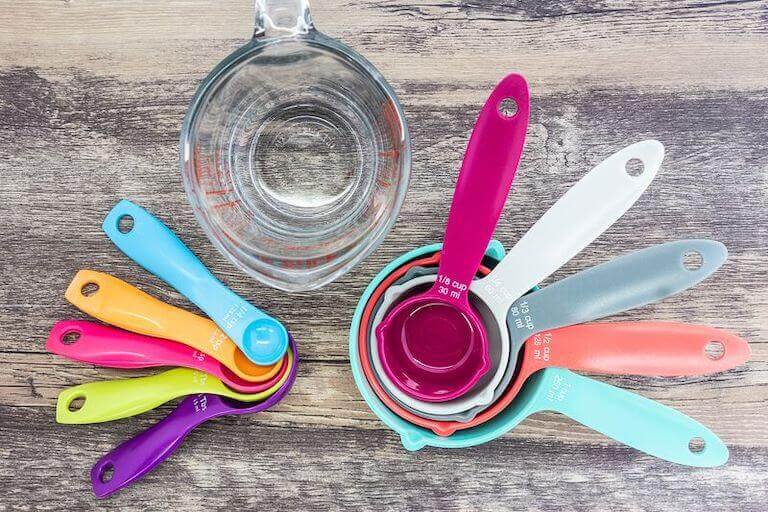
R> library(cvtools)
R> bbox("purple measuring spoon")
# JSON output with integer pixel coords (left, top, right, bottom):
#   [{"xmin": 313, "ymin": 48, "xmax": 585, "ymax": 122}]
[
  {"xmin": 376, "ymin": 73, "xmax": 530, "ymax": 402},
  {"xmin": 91, "ymin": 337, "xmax": 298, "ymax": 499}
]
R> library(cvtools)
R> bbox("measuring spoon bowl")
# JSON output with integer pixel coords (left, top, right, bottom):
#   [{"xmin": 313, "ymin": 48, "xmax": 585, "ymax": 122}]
[
  {"xmin": 56, "ymin": 342, "xmax": 294, "ymax": 424},
  {"xmin": 47, "ymin": 320, "xmax": 287, "ymax": 394},
  {"xmin": 66, "ymin": 270, "xmax": 285, "ymax": 383},
  {"xmin": 91, "ymin": 337, "xmax": 299, "ymax": 499}
]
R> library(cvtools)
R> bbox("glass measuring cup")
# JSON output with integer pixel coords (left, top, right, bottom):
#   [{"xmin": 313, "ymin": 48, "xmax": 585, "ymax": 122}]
[{"xmin": 181, "ymin": 0, "xmax": 411, "ymax": 291}]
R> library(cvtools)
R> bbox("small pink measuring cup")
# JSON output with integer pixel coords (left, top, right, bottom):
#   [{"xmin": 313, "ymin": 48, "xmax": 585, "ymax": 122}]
[{"xmin": 376, "ymin": 74, "xmax": 530, "ymax": 402}]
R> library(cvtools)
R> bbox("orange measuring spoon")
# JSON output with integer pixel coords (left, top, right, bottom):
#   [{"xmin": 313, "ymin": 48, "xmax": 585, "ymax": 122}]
[{"xmin": 65, "ymin": 270, "xmax": 284, "ymax": 383}]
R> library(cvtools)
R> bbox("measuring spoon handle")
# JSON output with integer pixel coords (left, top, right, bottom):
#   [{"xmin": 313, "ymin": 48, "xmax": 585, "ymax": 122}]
[
  {"xmin": 55, "ymin": 368, "xmax": 198, "ymax": 424},
  {"xmin": 47, "ymin": 320, "xmax": 186, "ymax": 369},
  {"xmin": 64, "ymin": 270, "xmax": 258, "ymax": 373},
  {"xmin": 91, "ymin": 394, "xmax": 215, "ymax": 499},
  {"xmin": 102, "ymin": 200, "xmax": 287, "ymax": 365},
  {"xmin": 543, "ymin": 322, "xmax": 751, "ymax": 376},
  {"xmin": 511, "ymin": 239, "xmax": 727, "ymax": 337},
  {"xmin": 436, "ymin": 74, "xmax": 529, "ymax": 298},
  {"xmin": 531, "ymin": 369, "xmax": 729, "ymax": 467},
  {"xmin": 479, "ymin": 140, "xmax": 663, "ymax": 313}
]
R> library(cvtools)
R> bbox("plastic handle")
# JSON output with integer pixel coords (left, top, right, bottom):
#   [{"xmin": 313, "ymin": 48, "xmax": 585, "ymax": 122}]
[
  {"xmin": 65, "ymin": 270, "xmax": 279, "ymax": 383},
  {"xmin": 477, "ymin": 140, "xmax": 664, "ymax": 313},
  {"xmin": 91, "ymin": 394, "xmax": 214, "ymax": 499},
  {"xmin": 539, "ymin": 322, "xmax": 751, "ymax": 376},
  {"xmin": 435, "ymin": 74, "xmax": 529, "ymax": 303},
  {"xmin": 531, "ymin": 369, "xmax": 729, "ymax": 467},
  {"xmin": 55, "ymin": 368, "xmax": 200, "ymax": 424},
  {"xmin": 47, "ymin": 320, "xmax": 182, "ymax": 369},
  {"xmin": 91, "ymin": 339, "xmax": 298, "ymax": 499},
  {"xmin": 102, "ymin": 200, "xmax": 288, "ymax": 365},
  {"xmin": 507, "ymin": 239, "xmax": 727, "ymax": 343}
]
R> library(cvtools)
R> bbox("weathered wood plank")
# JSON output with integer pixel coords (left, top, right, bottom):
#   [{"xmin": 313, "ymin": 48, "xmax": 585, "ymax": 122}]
[
  {"xmin": 0, "ymin": 0, "xmax": 766, "ymax": 510},
  {"xmin": 1, "ymin": 405, "xmax": 768, "ymax": 512}
]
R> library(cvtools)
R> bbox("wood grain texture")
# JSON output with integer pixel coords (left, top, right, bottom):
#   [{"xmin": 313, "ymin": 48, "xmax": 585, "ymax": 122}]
[{"xmin": 1, "ymin": 0, "xmax": 767, "ymax": 510}]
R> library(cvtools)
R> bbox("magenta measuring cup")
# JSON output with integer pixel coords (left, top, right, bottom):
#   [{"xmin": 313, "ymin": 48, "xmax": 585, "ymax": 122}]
[
  {"xmin": 376, "ymin": 74, "xmax": 530, "ymax": 402},
  {"xmin": 90, "ymin": 337, "xmax": 298, "ymax": 499}
]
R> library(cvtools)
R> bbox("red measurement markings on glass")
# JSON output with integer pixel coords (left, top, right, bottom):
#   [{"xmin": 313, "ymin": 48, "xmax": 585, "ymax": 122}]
[
  {"xmin": 435, "ymin": 274, "xmax": 468, "ymax": 300},
  {"xmin": 212, "ymin": 200, "xmax": 240, "ymax": 210},
  {"xmin": 376, "ymin": 98, "xmax": 404, "ymax": 189}
]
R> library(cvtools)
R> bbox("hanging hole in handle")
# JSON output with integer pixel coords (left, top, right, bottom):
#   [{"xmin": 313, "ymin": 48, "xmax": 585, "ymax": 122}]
[
  {"xmin": 683, "ymin": 250, "xmax": 704, "ymax": 271},
  {"xmin": 688, "ymin": 437, "xmax": 706, "ymax": 453},
  {"xmin": 705, "ymin": 341, "xmax": 725, "ymax": 360},
  {"xmin": 81, "ymin": 282, "xmax": 100, "ymax": 297},
  {"xmin": 68, "ymin": 395, "xmax": 86, "ymax": 412},
  {"xmin": 99, "ymin": 462, "xmax": 115, "ymax": 483},
  {"xmin": 625, "ymin": 158, "xmax": 645, "ymax": 177},
  {"xmin": 61, "ymin": 330, "xmax": 81, "ymax": 345},
  {"xmin": 117, "ymin": 214, "xmax": 134, "ymax": 234},
  {"xmin": 498, "ymin": 98, "xmax": 518, "ymax": 118}
]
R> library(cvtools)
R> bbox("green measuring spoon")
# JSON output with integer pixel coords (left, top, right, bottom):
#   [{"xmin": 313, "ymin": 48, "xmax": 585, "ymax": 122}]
[{"xmin": 56, "ymin": 349, "xmax": 293, "ymax": 424}]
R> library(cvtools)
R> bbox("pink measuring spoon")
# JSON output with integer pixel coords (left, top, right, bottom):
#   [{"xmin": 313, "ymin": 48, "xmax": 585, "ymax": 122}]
[
  {"xmin": 46, "ymin": 321, "xmax": 287, "ymax": 393},
  {"xmin": 376, "ymin": 73, "xmax": 530, "ymax": 402}
]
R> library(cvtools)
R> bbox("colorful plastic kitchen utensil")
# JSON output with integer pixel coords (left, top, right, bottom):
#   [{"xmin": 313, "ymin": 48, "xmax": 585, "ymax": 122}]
[
  {"xmin": 350, "ymin": 243, "xmax": 732, "ymax": 466},
  {"xmin": 376, "ymin": 73, "xmax": 530, "ymax": 402},
  {"xmin": 56, "ymin": 340, "xmax": 294, "ymax": 424},
  {"xmin": 386, "ymin": 321, "xmax": 750, "ymax": 422},
  {"xmin": 369, "ymin": 239, "xmax": 729, "ymax": 421},
  {"xmin": 91, "ymin": 338, "xmax": 299, "ymax": 499},
  {"xmin": 102, "ymin": 200, "xmax": 288, "ymax": 365},
  {"xmin": 47, "ymin": 321, "xmax": 288, "ymax": 394},
  {"xmin": 444, "ymin": 139, "xmax": 663, "ymax": 411},
  {"xmin": 65, "ymin": 270, "xmax": 284, "ymax": 383}
]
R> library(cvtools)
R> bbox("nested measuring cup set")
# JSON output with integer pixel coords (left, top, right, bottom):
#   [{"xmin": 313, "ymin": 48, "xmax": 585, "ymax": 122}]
[{"xmin": 349, "ymin": 73, "xmax": 751, "ymax": 467}]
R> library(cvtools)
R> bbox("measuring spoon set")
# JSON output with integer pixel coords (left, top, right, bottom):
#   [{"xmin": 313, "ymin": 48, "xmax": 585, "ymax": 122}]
[
  {"xmin": 47, "ymin": 200, "xmax": 296, "ymax": 498},
  {"xmin": 350, "ymin": 73, "xmax": 750, "ymax": 466}
]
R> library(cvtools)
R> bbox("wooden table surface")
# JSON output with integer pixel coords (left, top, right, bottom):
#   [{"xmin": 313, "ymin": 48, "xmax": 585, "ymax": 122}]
[{"xmin": 1, "ymin": 1, "xmax": 766, "ymax": 510}]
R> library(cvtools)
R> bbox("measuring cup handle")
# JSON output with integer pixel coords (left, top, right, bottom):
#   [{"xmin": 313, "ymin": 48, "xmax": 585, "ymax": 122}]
[
  {"xmin": 437, "ymin": 74, "xmax": 529, "ymax": 298},
  {"xmin": 91, "ymin": 395, "xmax": 214, "ymax": 499},
  {"xmin": 531, "ymin": 369, "xmax": 729, "ymax": 467},
  {"xmin": 510, "ymin": 239, "xmax": 727, "ymax": 336},
  {"xmin": 480, "ymin": 140, "xmax": 664, "ymax": 314},
  {"xmin": 46, "ymin": 320, "xmax": 180, "ymax": 369},
  {"xmin": 55, "ymin": 369, "xmax": 194, "ymax": 424},
  {"xmin": 544, "ymin": 322, "xmax": 751, "ymax": 376},
  {"xmin": 253, "ymin": 0, "xmax": 313, "ymax": 38}
]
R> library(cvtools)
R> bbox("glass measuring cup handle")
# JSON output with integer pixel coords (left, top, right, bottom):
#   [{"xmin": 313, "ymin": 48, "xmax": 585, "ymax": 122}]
[{"xmin": 253, "ymin": 0, "xmax": 314, "ymax": 38}]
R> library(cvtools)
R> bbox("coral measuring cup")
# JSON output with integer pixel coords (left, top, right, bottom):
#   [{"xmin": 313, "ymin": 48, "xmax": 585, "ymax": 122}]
[{"xmin": 376, "ymin": 74, "xmax": 530, "ymax": 402}]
